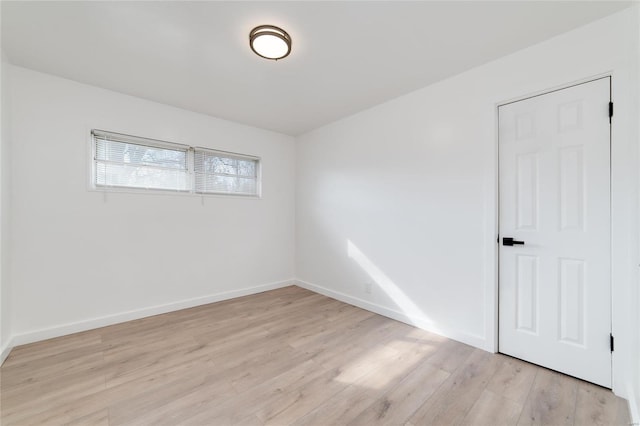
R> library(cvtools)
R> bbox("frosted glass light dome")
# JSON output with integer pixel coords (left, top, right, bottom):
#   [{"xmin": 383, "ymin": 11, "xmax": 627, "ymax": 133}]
[{"xmin": 249, "ymin": 25, "xmax": 291, "ymax": 60}]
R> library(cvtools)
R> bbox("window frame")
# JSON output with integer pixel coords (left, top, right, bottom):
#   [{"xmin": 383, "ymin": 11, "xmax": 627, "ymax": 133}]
[
  {"xmin": 89, "ymin": 129, "xmax": 262, "ymax": 198},
  {"xmin": 193, "ymin": 146, "xmax": 262, "ymax": 197}
]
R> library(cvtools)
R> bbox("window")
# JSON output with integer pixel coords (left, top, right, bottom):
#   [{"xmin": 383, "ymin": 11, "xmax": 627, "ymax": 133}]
[
  {"xmin": 91, "ymin": 130, "xmax": 260, "ymax": 196},
  {"xmin": 93, "ymin": 130, "xmax": 190, "ymax": 192},
  {"xmin": 194, "ymin": 149, "xmax": 259, "ymax": 195}
]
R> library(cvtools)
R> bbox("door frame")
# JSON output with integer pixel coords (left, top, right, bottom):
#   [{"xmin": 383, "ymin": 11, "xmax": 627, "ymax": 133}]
[
  {"xmin": 494, "ymin": 75, "xmax": 612, "ymax": 386},
  {"xmin": 489, "ymin": 72, "xmax": 622, "ymax": 389}
]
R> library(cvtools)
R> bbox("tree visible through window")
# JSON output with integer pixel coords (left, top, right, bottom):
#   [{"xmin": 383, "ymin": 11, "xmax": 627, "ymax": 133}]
[
  {"xmin": 194, "ymin": 150, "xmax": 258, "ymax": 195},
  {"xmin": 92, "ymin": 130, "xmax": 260, "ymax": 196}
]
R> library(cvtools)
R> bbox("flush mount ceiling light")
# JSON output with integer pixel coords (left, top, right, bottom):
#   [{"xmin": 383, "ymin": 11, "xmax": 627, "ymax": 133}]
[{"xmin": 249, "ymin": 25, "xmax": 291, "ymax": 60}]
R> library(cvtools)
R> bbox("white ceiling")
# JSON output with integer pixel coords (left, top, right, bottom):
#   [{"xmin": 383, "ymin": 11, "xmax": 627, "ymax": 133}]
[{"xmin": 1, "ymin": 1, "xmax": 631, "ymax": 136}]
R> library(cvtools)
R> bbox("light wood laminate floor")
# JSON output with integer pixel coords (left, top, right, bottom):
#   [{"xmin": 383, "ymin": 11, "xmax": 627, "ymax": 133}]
[{"xmin": 0, "ymin": 286, "xmax": 630, "ymax": 425}]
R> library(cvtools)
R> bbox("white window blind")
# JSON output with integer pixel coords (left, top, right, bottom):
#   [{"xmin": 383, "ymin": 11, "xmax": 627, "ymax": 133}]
[
  {"xmin": 91, "ymin": 130, "xmax": 260, "ymax": 196},
  {"xmin": 93, "ymin": 130, "xmax": 189, "ymax": 192},
  {"xmin": 194, "ymin": 149, "xmax": 259, "ymax": 196}
]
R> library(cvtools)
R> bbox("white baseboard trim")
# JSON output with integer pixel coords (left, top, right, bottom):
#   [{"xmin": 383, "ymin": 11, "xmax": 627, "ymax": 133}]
[
  {"xmin": 295, "ymin": 279, "xmax": 488, "ymax": 351},
  {"xmin": 10, "ymin": 279, "xmax": 294, "ymax": 348},
  {"xmin": 1, "ymin": 338, "xmax": 13, "ymax": 366}
]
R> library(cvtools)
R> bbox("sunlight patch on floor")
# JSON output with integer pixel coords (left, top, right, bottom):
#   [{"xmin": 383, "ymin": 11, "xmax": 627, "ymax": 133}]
[{"xmin": 333, "ymin": 345, "xmax": 399, "ymax": 387}]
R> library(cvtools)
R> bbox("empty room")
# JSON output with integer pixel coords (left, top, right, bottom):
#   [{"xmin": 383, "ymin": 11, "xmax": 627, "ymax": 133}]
[{"xmin": 0, "ymin": 1, "xmax": 639, "ymax": 425}]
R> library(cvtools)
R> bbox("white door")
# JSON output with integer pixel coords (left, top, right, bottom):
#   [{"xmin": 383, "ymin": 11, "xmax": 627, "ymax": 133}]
[{"xmin": 498, "ymin": 77, "xmax": 611, "ymax": 387}]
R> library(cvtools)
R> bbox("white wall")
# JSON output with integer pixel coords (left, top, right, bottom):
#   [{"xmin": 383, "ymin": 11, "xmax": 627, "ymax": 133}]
[
  {"xmin": 0, "ymin": 49, "xmax": 12, "ymax": 363},
  {"xmin": 296, "ymin": 6, "xmax": 639, "ymax": 407},
  {"xmin": 635, "ymin": 4, "xmax": 640, "ymax": 423},
  {"xmin": 7, "ymin": 66, "xmax": 295, "ymax": 345}
]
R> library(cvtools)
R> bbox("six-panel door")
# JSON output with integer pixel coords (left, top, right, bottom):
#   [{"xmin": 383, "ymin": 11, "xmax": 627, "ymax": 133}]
[{"xmin": 498, "ymin": 77, "xmax": 611, "ymax": 387}]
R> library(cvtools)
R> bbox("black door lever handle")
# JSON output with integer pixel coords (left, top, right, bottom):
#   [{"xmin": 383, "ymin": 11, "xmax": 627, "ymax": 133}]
[{"xmin": 503, "ymin": 237, "xmax": 525, "ymax": 246}]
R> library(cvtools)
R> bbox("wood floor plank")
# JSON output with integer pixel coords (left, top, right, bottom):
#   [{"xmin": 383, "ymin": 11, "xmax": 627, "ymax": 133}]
[
  {"xmin": 181, "ymin": 359, "xmax": 329, "ymax": 425},
  {"xmin": 8, "ymin": 352, "xmax": 218, "ymax": 425},
  {"xmin": 1, "ymin": 375, "xmax": 107, "ymax": 426},
  {"xmin": 517, "ymin": 367, "xmax": 578, "ymax": 426},
  {"xmin": 486, "ymin": 355, "xmax": 538, "ymax": 405},
  {"xmin": 347, "ymin": 359, "xmax": 449, "ymax": 426},
  {"xmin": 255, "ymin": 367, "xmax": 349, "ymax": 425},
  {"xmin": 287, "ymin": 308, "xmax": 379, "ymax": 349},
  {"xmin": 2, "ymin": 364, "xmax": 106, "ymax": 411},
  {"xmin": 423, "ymin": 337, "xmax": 476, "ymax": 373},
  {"xmin": 2, "ymin": 342, "xmax": 105, "ymax": 383},
  {"xmin": 407, "ymin": 348, "xmax": 502, "ymax": 425},
  {"xmin": 615, "ymin": 397, "xmax": 632, "ymax": 425},
  {"xmin": 2, "ymin": 351, "xmax": 105, "ymax": 394},
  {"xmin": 108, "ymin": 372, "xmax": 236, "ymax": 426},
  {"xmin": 290, "ymin": 346, "xmax": 415, "ymax": 425},
  {"xmin": 0, "ymin": 286, "xmax": 628, "ymax": 426},
  {"xmin": 461, "ymin": 389, "xmax": 524, "ymax": 426},
  {"xmin": 574, "ymin": 381, "xmax": 627, "ymax": 426},
  {"xmin": 65, "ymin": 409, "xmax": 110, "ymax": 426}
]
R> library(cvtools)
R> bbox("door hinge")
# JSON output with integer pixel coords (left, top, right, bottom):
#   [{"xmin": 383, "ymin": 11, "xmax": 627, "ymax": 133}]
[
  {"xmin": 610, "ymin": 333, "xmax": 614, "ymax": 352},
  {"xmin": 609, "ymin": 101, "xmax": 613, "ymax": 123}
]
